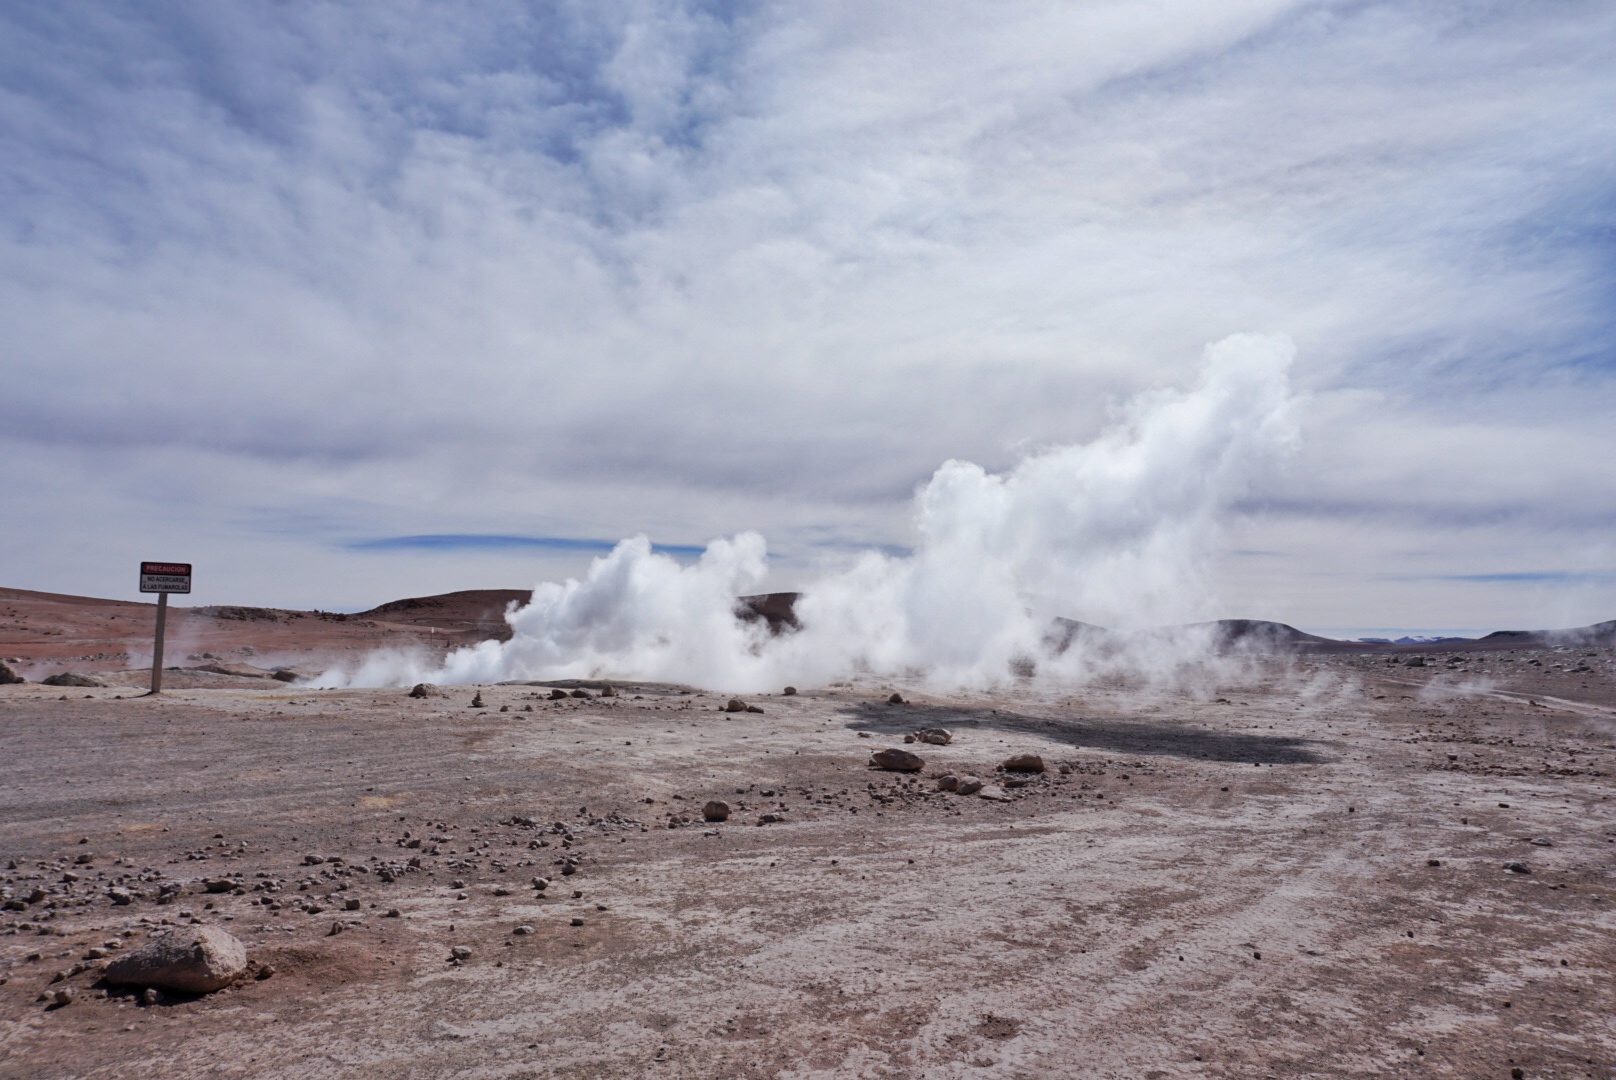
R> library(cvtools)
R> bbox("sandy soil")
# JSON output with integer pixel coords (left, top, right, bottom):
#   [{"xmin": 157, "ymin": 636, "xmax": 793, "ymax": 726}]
[{"xmin": 2, "ymin": 642, "xmax": 1614, "ymax": 1078}]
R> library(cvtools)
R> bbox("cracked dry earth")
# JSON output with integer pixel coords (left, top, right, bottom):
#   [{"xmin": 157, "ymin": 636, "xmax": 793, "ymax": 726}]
[{"xmin": 1, "ymin": 657, "xmax": 1614, "ymax": 1079}]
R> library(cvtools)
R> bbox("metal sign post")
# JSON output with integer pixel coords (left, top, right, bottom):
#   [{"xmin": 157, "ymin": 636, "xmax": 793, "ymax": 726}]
[{"xmin": 140, "ymin": 562, "xmax": 191, "ymax": 695}]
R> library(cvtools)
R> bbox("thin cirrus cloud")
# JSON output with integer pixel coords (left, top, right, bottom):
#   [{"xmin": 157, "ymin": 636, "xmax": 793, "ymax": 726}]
[{"xmin": 0, "ymin": 1, "xmax": 1612, "ymax": 628}]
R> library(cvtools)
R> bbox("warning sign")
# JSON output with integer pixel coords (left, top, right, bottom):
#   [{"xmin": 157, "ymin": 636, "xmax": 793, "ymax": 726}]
[{"xmin": 140, "ymin": 561, "xmax": 192, "ymax": 594}]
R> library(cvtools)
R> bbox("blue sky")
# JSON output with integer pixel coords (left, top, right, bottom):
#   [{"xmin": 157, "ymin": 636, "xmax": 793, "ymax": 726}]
[{"xmin": 2, "ymin": 1, "xmax": 1614, "ymax": 631}]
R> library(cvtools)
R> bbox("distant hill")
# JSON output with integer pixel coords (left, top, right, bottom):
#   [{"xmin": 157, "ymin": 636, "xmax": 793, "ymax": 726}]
[{"xmin": 360, "ymin": 589, "xmax": 532, "ymax": 642}]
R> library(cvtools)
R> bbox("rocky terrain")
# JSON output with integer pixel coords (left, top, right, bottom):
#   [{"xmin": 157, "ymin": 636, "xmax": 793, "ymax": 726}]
[{"xmin": 1, "ymin": 626, "xmax": 1614, "ymax": 1078}]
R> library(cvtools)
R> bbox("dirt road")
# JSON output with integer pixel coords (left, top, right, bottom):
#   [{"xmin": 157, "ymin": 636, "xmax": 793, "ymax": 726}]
[{"xmin": 1, "ymin": 657, "xmax": 1613, "ymax": 1078}]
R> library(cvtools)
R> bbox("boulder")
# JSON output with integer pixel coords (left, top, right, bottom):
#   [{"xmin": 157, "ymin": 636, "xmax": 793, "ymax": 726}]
[
  {"xmin": 869, "ymin": 748, "xmax": 924, "ymax": 772},
  {"xmin": 725, "ymin": 698, "xmax": 748, "ymax": 713},
  {"xmin": 408, "ymin": 683, "xmax": 440, "ymax": 698},
  {"xmin": 936, "ymin": 774, "xmax": 960, "ymax": 792},
  {"xmin": 702, "ymin": 801, "xmax": 731, "ymax": 822},
  {"xmin": 549, "ymin": 689, "xmax": 569, "ymax": 700},
  {"xmin": 42, "ymin": 672, "xmax": 105, "ymax": 688},
  {"xmin": 104, "ymin": 927, "xmax": 248, "ymax": 994},
  {"xmin": 570, "ymin": 689, "xmax": 591, "ymax": 699},
  {"xmin": 915, "ymin": 728, "xmax": 952, "ymax": 745},
  {"xmin": 978, "ymin": 785, "xmax": 1012, "ymax": 802},
  {"xmin": 1001, "ymin": 753, "xmax": 1045, "ymax": 773},
  {"xmin": 0, "ymin": 661, "xmax": 24, "ymax": 685},
  {"xmin": 782, "ymin": 686, "xmax": 797, "ymax": 696},
  {"xmin": 956, "ymin": 776, "xmax": 984, "ymax": 796},
  {"xmin": 887, "ymin": 693, "xmax": 906, "ymax": 705}
]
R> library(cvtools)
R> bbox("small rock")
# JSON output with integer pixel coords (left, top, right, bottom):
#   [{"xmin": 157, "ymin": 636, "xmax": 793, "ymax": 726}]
[
  {"xmin": 470, "ymin": 692, "xmax": 485, "ymax": 708},
  {"xmin": 1529, "ymin": 837, "xmax": 1553, "ymax": 847},
  {"xmin": 782, "ymin": 686, "xmax": 797, "ymax": 696},
  {"xmin": 450, "ymin": 946, "xmax": 472, "ymax": 961},
  {"xmin": 104, "ymin": 927, "xmax": 249, "ymax": 994},
  {"xmin": 570, "ymin": 917, "xmax": 585, "ymax": 926},
  {"xmin": 549, "ymin": 689, "xmax": 569, "ymax": 700},
  {"xmin": 956, "ymin": 776, "xmax": 984, "ymax": 796},
  {"xmin": 702, "ymin": 801, "xmax": 731, "ymax": 822},
  {"xmin": 108, "ymin": 888, "xmax": 135, "ymax": 906},
  {"xmin": 1000, "ymin": 753, "xmax": 1045, "ymax": 773},
  {"xmin": 746, "ymin": 704, "xmax": 764, "ymax": 713},
  {"xmin": 499, "ymin": 704, "xmax": 510, "ymax": 713},
  {"xmin": 513, "ymin": 925, "xmax": 534, "ymax": 936},
  {"xmin": 903, "ymin": 734, "xmax": 916, "ymax": 743},
  {"xmin": 600, "ymin": 684, "xmax": 617, "ymax": 698},
  {"xmin": 303, "ymin": 854, "xmax": 325, "ymax": 866},
  {"xmin": 327, "ymin": 921, "xmax": 344, "ymax": 937},
  {"xmin": 725, "ymin": 698, "xmax": 748, "ymax": 713},
  {"xmin": 888, "ymin": 692, "xmax": 905, "ymax": 705},
  {"xmin": 532, "ymin": 877, "xmax": 550, "ymax": 891},
  {"xmin": 140, "ymin": 987, "xmax": 159, "ymax": 1006},
  {"xmin": 1504, "ymin": 862, "xmax": 1531, "ymax": 874},
  {"xmin": 869, "ymin": 748, "xmax": 924, "ymax": 772},
  {"xmin": 384, "ymin": 908, "xmax": 402, "ymax": 918},
  {"xmin": 203, "ymin": 879, "xmax": 237, "ymax": 894},
  {"xmin": 1427, "ymin": 859, "xmax": 1442, "ymax": 867},
  {"xmin": 936, "ymin": 774, "xmax": 960, "ymax": 792},
  {"xmin": 915, "ymin": 728, "xmax": 952, "ymax": 745},
  {"xmin": 408, "ymin": 683, "xmax": 439, "ymax": 698},
  {"xmin": 757, "ymin": 812, "xmax": 787, "ymax": 825},
  {"xmin": 570, "ymin": 689, "xmax": 590, "ymax": 699},
  {"xmin": 344, "ymin": 898, "xmax": 361, "ymax": 911},
  {"xmin": 978, "ymin": 785, "xmax": 1012, "ymax": 802},
  {"xmin": 52, "ymin": 987, "xmax": 73, "ymax": 1006}
]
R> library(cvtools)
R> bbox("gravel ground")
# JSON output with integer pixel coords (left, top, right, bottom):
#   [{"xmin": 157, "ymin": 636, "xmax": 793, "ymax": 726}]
[{"xmin": 1, "ymin": 654, "xmax": 1613, "ymax": 1079}]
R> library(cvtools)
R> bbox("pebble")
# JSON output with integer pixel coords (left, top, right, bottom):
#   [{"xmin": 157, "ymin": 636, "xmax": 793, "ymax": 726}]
[
  {"xmin": 450, "ymin": 946, "xmax": 472, "ymax": 961},
  {"xmin": 570, "ymin": 917, "xmax": 584, "ymax": 927},
  {"xmin": 512, "ymin": 925, "xmax": 534, "ymax": 936}
]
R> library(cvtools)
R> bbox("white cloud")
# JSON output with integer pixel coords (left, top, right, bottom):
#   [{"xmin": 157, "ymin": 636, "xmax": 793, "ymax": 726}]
[{"xmin": 1, "ymin": 1, "xmax": 1613, "ymax": 628}]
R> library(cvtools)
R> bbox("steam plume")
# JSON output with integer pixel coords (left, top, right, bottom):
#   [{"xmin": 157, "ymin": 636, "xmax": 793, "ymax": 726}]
[{"xmin": 324, "ymin": 333, "xmax": 1298, "ymax": 690}]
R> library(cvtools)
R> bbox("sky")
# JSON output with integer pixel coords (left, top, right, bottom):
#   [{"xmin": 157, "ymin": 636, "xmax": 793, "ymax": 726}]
[{"xmin": 2, "ymin": 0, "xmax": 1614, "ymax": 636}]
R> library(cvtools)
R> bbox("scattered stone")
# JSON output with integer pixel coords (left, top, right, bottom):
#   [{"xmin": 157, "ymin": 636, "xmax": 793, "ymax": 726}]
[
  {"xmin": 140, "ymin": 987, "xmax": 159, "ymax": 1006},
  {"xmin": 746, "ymin": 704, "xmax": 764, "ymax": 713},
  {"xmin": 499, "ymin": 704, "xmax": 510, "ymax": 713},
  {"xmin": 203, "ymin": 879, "xmax": 238, "ymax": 894},
  {"xmin": 385, "ymin": 908, "xmax": 402, "ymax": 918},
  {"xmin": 936, "ymin": 774, "xmax": 960, "ymax": 792},
  {"xmin": 915, "ymin": 728, "xmax": 952, "ymax": 745},
  {"xmin": 42, "ymin": 672, "xmax": 106, "ymax": 688},
  {"xmin": 1405, "ymin": 657, "xmax": 1425, "ymax": 668},
  {"xmin": 600, "ymin": 684, "xmax": 617, "ymax": 698},
  {"xmin": 513, "ymin": 925, "xmax": 534, "ymax": 936},
  {"xmin": 870, "ymin": 748, "xmax": 924, "ymax": 772},
  {"xmin": 1427, "ymin": 859, "xmax": 1442, "ymax": 867},
  {"xmin": 888, "ymin": 693, "xmax": 906, "ymax": 705},
  {"xmin": 570, "ymin": 689, "xmax": 590, "ymax": 699},
  {"xmin": 702, "ymin": 800, "xmax": 731, "ymax": 822},
  {"xmin": 783, "ymin": 686, "xmax": 797, "ymax": 696},
  {"xmin": 1504, "ymin": 862, "xmax": 1531, "ymax": 874},
  {"xmin": 549, "ymin": 689, "xmax": 569, "ymax": 700},
  {"xmin": 327, "ymin": 921, "xmax": 344, "ymax": 937},
  {"xmin": 725, "ymin": 698, "xmax": 748, "ymax": 713},
  {"xmin": 956, "ymin": 776, "xmax": 984, "ymax": 796},
  {"xmin": 51, "ymin": 988, "xmax": 73, "ymax": 1007},
  {"xmin": 532, "ymin": 877, "xmax": 550, "ymax": 891},
  {"xmin": 570, "ymin": 917, "xmax": 585, "ymax": 927},
  {"xmin": 1529, "ymin": 837, "xmax": 1554, "ymax": 847},
  {"xmin": 857, "ymin": 731, "xmax": 871, "ymax": 738},
  {"xmin": 104, "ymin": 927, "xmax": 249, "ymax": 994},
  {"xmin": 0, "ymin": 661, "xmax": 23, "ymax": 685},
  {"xmin": 303, "ymin": 854, "xmax": 326, "ymax": 866},
  {"xmin": 450, "ymin": 946, "xmax": 472, "ymax": 961},
  {"xmin": 408, "ymin": 683, "xmax": 440, "ymax": 698},
  {"xmin": 344, "ymin": 898, "xmax": 361, "ymax": 911},
  {"xmin": 1000, "ymin": 753, "xmax": 1045, "ymax": 773},
  {"xmin": 757, "ymin": 812, "xmax": 788, "ymax": 825},
  {"xmin": 470, "ymin": 692, "xmax": 485, "ymax": 708},
  {"xmin": 978, "ymin": 785, "xmax": 1012, "ymax": 802}
]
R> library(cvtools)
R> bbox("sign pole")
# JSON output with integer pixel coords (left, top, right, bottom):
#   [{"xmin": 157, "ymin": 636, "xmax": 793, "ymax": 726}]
[
  {"xmin": 139, "ymin": 561, "xmax": 191, "ymax": 697},
  {"xmin": 149, "ymin": 592, "xmax": 169, "ymax": 696}
]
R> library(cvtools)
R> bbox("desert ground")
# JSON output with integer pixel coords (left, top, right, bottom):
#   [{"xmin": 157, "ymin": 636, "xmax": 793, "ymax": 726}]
[{"xmin": 1, "ymin": 588, "xmax": 1614, "ymax": 1078}]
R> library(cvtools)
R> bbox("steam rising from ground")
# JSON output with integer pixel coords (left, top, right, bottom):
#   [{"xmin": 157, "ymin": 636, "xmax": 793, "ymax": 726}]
[{"xmin": 321, "ymin": 334, "xmax": 1298, "ymax": 691}]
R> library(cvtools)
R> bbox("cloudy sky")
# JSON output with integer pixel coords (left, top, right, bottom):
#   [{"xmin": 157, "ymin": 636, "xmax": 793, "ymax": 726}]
[{"xmin": 3, "ymin": 1, "xmax": 1614, "ymax": 635}]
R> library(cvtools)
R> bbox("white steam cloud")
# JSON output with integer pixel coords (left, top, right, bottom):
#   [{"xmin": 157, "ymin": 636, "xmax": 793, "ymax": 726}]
[{"xmin": 321, "ymin": 334, "xmax": 1298, "ymax": 691}]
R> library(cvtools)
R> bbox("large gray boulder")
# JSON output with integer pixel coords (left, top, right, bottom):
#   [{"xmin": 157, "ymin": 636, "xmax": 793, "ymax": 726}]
[
  {"xmin": 0, "ymin": 661, "xmax": 23, "ymax": 685},
  {"xmin": 104, "ymin": 926, "xmax": 248, "ymax": 993}
]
